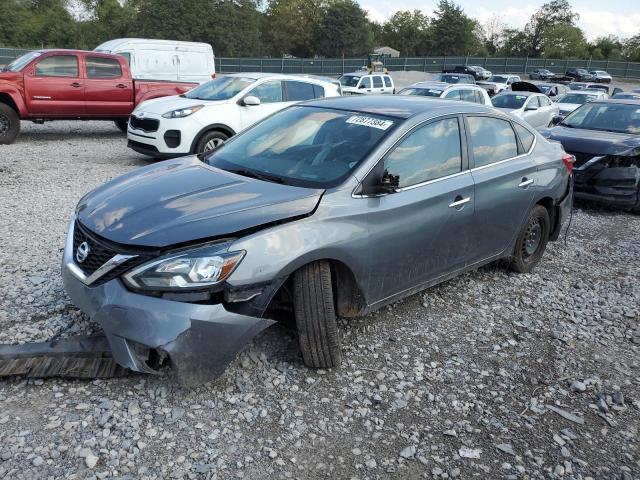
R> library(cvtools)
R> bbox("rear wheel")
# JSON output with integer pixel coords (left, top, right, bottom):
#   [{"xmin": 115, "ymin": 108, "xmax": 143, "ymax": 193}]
[
  {"xmin": 114, "ymin": 119, "xmax": 128, "ymax": 133},
  {"xmin": 194, "ymin": 130, "xmax": 228, "ymax": 155},
  {"xmin": 0, "ymin": 103, "xmax": 20, "ymax": 145},
  {"xmin": 509, "ymin": 205, "xmax": 551, "ymax": 273},
  {"xmin": 293, "ymin": 261, "xmax": 342, "ymax": 368}
]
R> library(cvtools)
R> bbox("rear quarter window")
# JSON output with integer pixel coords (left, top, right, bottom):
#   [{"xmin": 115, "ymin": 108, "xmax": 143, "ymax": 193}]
[
  {"xmin": 285, "ymin": 81, "xmax": 316, "ymax": 101},
  {"xmin": 467, "ymin": 116, "xmax": 519, "ymax": 167},
  {"xmin": 513, "ymin": 123, "xmax": 535, "ymax": 152},
  {"xmin": 383, "ymin": 76, "xmax": 392, "ymax": 87}
]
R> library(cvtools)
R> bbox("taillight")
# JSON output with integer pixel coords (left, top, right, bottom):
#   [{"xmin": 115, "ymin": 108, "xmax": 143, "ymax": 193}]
[
  {"xmin": 562, "ymin": 153, "xmax": 575, "ymax": 174},
  {"xmin": 211, "ymin": 73, "xmax": 216, "ymax": 79}
]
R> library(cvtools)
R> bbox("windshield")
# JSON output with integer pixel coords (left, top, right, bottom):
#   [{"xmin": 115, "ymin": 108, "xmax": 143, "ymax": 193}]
[
  {"xmin": 205, "ymin": 106, "xmax": 398, "ymax": 188},
  {"xmin": 557, "ymin": 93, "xmax": 598, "ymax": 104},
  {"xmin": 561, "ymin": 103, "xmax": 640, "ymax": 134},
  {"xmin": 3, "ymin": 51, "xmax": 42, "ymax": 72},
  {"xmin": 339, "ymin": 75, "xmax": 361, "ymax": 87},
  {"xmin": 432, "ymin": 74, "xmax": 471, "ymax": 84},
  {"xmin": 613, "ymin": 93, "xmax": 640, "ymax": 100},
  {"xmin": 185, "ymin": 76, "xmax": 255, "ymax": 101},
  {"xmin": 537, "ymin": 85, "xmax": 552, "ymax": 94},
  {"xmin": 487, "ymin": 76, "xmax": 508, "ymax": 83},
  {"xmin": 492, "ymin": 94, "xmax": 527, "ymax": 109},
  {"xmin": 398, "ymin": 87, "xmax": 443, "ymax": 97}
]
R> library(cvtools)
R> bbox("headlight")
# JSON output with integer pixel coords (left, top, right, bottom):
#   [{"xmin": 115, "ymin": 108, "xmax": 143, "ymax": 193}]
[
  {"xmin": 123, "ymin": 246, "xmax": 244, "ymax": 291},
  {"xmin": 162, "ymin": 105, "xmax": 204, "ymax": 119}
]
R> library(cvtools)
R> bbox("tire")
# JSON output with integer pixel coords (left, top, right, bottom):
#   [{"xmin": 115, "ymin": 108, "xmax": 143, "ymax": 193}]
[
  {"xmin": 293, "ymin": 261, "xmax": 342, "ymax": 368},
  {"xmin": 114, "ymin": 119, "xmax": 128, "ymax": 133},
  {"xmin": 0, "ymin": 103, "xmax": 20, "ymax": 145},
  {"xmin": 194, "ymin": 130, "xmax": 228, "ymax": 155},
  {"xmin": 631, "ymin": 192, "xmax": 640, "ymax": 214},
  {"xmin": 509, "ymin": 205, "xmax": 551, "ymax": 273}
]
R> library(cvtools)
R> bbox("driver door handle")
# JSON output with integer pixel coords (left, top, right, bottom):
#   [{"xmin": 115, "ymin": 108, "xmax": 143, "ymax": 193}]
[
  {"xmin": 449, "ymin": 196, "xmax": 471, "ymax": 209},
  {"xmin": 115, "ymin": 84, "xmax": 127, "ymax": 89},
  {"xmin": 519, "ymin": 178, "xmax": 534, "ymax": 188},
  {"xmin": 70, "ymin": 82, "xmax": 82, "ymax": 88}
]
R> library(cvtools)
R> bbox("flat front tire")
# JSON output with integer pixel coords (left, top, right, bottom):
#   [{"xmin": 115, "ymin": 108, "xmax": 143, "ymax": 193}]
[
  {"xmin": 509, "ymin": 205, "xmax": 550, "ymax": 273},
  {"xmin": 293, "ymin": 261, "xmax": 343, "ymax": 368},
  {"xmin": 0, "ymin": 103, "xmax": 20, "ymax": 145}
]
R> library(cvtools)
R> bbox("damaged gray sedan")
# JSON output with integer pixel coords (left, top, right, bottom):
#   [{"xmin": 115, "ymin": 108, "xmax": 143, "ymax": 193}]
[{"xmin": 63, "ymin": 96, "xmax": 573, "ymax": 384}]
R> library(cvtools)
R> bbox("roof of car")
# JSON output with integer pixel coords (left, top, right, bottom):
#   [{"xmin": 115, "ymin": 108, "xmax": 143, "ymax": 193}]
[
  {"xmin": 597, "ymin": 99, "xmax": 640, "ymax": 105},
  {"xmin": 407, "ymin": 81, "xmax": 481, "ymax": 90},
  {"xmin": 341, "ymin": 71, "xmax": 390, "ymax": 77},
  {"xmin": 224, "ymin": 72, "xmax": 334, "ymax": 84},
  {"xmin": 302, "ymin": 95, "xmax": 493, "ymax": 119},
  {"xmin": 496, "ymin": 91, "xmax": 538, "ymax": 97},
  {"xmin": 563, "ymin": 90, "xmax": 605, "ymax": 95}
]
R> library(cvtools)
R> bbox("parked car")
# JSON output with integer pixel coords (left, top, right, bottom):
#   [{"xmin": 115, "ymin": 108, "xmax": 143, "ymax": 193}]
[
  {"xmin": 442, "ymin": 65, "xmax": 490, "ymax": 80},
  {"xmin": 541, "ymin": 99, "xmax": 640, "ymax": 211},
  {"xmin": 0, "ymin": 49, "xmax": 198, "ymax": 144},
  {"xmin": 338, "ymin": 72, "xmax": 395, "ymax": 95},
  {"xmin": 554, "ymin": 90, "xmax": 609, "ymax": 117},
  {"xmin": 477, "ymin": 75, "xmax": 521, "ymax": 96},
  {"xmin": 568, "ymin": 82, "xmax": 590, "ymax": 90},
  {"xmin": 295, "ymin": 74, "xmax": 342, "ymax": 95},
  {"xmin": 94, "ymin": 38, "xmax": 215, "ymax": 84},
  {"xmin": 527, "ymin": 82, "xmax": 569, "ymax": 99},
  {"xmin": 566, "ymin": 68, "xmax": 595, "ymax": 82},
  {"xmin": 127, "ymin": 73, "xmax": 340, "ymax": 158},
  {"xmin": 589, "ymin": 70, "xmax": 612, "ymax": 83},
  {"xmin": 613, "ymin": 92, "xmax": 640, "ymax": 100},
  {"xmin": 396, "ymin": 82, "xmax": 491, "ymax": 105},
  {"xmin": 529, "ymin": 69, "xmax": 555, "ymax": 80},
  {"xmin": 585, "ymin": 83, "xmax": 623, "ymax": 96},
  {"xmin": 62, "ymin": 96, "xmax": 573, "ymax": 383},
  {"xmin": 431, "ymin": 73, "xmax": 476, "ymax": 85},
  {"xmin": 491, "ymin": 91, "xmax": 559, "ymax": 129}
]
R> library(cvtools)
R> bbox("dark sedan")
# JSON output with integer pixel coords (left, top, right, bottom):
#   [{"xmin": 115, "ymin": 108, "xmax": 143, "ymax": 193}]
[{"xmin": 541, "ymin": 99, "xmax": 640, "ymax": 211}]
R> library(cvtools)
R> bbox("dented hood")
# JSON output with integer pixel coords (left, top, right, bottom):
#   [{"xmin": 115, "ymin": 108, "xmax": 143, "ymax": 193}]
[
  {"xmin": 541, "ymin": 126, "xmax": 640, "ymax": 156},
  {"xmin": 76, "ymin": 156, "xmax": 323, "ymax": 248}
]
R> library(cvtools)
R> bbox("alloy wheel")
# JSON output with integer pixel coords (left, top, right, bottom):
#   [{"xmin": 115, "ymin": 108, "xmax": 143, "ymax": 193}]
[{"xmin": 204, "ymin": 137, "xmax": 225, "ymax": 153}]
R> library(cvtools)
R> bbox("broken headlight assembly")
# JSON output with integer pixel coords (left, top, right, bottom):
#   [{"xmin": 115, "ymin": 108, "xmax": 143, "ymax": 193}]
[{"xmin": 123, "ymin": 246, "xmax": 245, "ymax": 292}]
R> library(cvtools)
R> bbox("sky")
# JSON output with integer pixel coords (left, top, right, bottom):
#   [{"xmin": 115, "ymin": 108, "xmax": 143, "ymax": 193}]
[{"xmin": 359, "ymin": 0, "xmax": 640, "ymax": 40}]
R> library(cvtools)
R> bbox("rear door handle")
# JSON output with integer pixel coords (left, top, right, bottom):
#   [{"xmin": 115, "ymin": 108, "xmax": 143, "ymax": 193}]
[
  {"xmin": 449, "ymin": 196, "xmax": 471, "ymax": 209},
  {"xmin": 519, "ymin": 178, "xmax": 534, "ymax": 188},
  {"xmin": 116, "ymin": 84, "xmax": 127, "ymax": 89},
  {"xmin": 70, "ymin": 82, "xmax": 82, "ymax": 88}
]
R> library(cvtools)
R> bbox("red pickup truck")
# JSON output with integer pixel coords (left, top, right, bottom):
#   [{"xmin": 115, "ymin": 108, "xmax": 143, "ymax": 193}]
[{"xmin": 0, "ymin": 49, "xmax": 198, "ymax": 144}]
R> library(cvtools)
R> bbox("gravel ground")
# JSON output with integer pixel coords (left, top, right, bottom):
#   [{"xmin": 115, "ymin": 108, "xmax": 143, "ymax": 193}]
[{"xmin": 0, "ymin": 121, "xmax": 639, "ymax": 480}]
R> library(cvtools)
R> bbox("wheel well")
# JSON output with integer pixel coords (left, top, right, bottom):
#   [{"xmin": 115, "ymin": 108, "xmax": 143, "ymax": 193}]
[
  {"xmin": 0, "ymin": 94, "xmax": 19, "ymax": 114},
  {"xmin": 191, "ymin": 125, "xmax": 235, "ymax": 153},
  {"xmin": 537, "ymin": 196, "xmax": 558, "ymax": 235}
]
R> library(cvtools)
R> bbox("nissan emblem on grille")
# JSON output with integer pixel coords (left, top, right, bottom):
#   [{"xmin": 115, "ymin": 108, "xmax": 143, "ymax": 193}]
[{"xmin": 76, "ymin": 241, "xmax": 90, "ymax": 263}]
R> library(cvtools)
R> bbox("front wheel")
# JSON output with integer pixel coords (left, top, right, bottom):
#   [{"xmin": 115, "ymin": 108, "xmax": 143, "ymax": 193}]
[
  {"xmin": 293, "ymin": 261, "xmax": 343, "ymax": 368},
  {"xmin": 0, "ymin": 103, "xmax": 20, "ymax": 145},
  {"xmin": 194, "ymin": 130, "xmax": 228, "ymax": 156},
  {"xmin": 509, "ymin": 205, "xmax": 550, "ymax": 273}
]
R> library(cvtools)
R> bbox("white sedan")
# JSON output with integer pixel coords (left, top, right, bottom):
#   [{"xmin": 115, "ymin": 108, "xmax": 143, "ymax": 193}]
[
  {"xmin": 554, "ymin": 90, "xmax": 609, "ymax": 117},
  {"xmin": 491, "ymin": 91, "xmax": 559, "ymax": 129},
  {"xmin": 127, "ymin": 73, "xmax": 340, "ymax": 158}
]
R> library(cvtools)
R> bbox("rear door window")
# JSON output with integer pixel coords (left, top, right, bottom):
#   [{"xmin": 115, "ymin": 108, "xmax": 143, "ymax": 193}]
[
  {"xmin": 459, "ymin": 89, "xmax": 477, "ymax": 103},
  {"xmin": 467, "ymin": 116, "xmax": 519, "ymax": 167},
  {"xmin": 86, "ymin": 56, "xmax": 123, "ymax": 79},
  {"xmin": 312, "ymin": 84, "xmax": 325, "ymax": 99},
  {"xmin": 444, "ymin": 89, "xmax": 462, "ymax": 100},
  {"xmin": 372, "ymin": 76, "xmax": 383, "ymax": 88},
  {"xmin": 35, "ymin": 55, "xmax": 78, "ymax": 77},
  {"xmin": 384, "ymin": 117, "xmax": 462, "ymax": 187},
  {"xmin": 284, "ymin": 81, "xmax": 316, "ymax": 101},
  {"xmin": 474, "ymin": 90, "xmax": 485, "ymax": 104}
]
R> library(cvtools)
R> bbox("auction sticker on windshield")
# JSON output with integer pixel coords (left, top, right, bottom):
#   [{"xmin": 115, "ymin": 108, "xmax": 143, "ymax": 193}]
[{"xmin": 346, "ymin": 116, "xmax": 394, "ymax": 130}]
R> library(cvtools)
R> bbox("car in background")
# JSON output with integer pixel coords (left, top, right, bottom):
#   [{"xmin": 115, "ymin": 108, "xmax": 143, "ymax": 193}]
[
  {"xmin": 541, "ymin": 99, "xmax": 640, "ymax": 212},
  {"xmin": 529, "ymin": 68, "xmax": 555, "ymax": 81},
  {"xmin": 295, "ymin": 74, "xmax": 342, "ymax": 95},
  {"xmin": 431, "ymin": 73, "xmax": 476, "ymax": 85},
  {"xmin": 127, "ymin": 73, "xmax": 339, "ymax": 158},
  {"xmin": 397, "ymin": 82, "xmax": 491, "ymax": 105},
  {"xmin": 530, "ymin": 82, "xmax": 569, "ymax": 99},
  {"xmin": 568, "ymin": 82, "xmax": 590, "ymax": 90},
  {"xmin": 477, "ymin": 75, "xmax": 521, "ymax": 96},
  {"xmin": 613, "ymin": 92, "xmax": 640, "ymax": 100},
  {"xmin": 94, "ymin": 38, "xmax": 215, "ymax": 84},
  {"xmin": 585, "ymin": 83, "xmax": 624, "ymax": 96},
  {"xmin": 554, "ymin": 90, "xmax": 609, "ymax": 117},
  {"xmin": 63, "ymin": 96, "xmax": 573, "ymax": 383},
  {"xmin": 491, "ymin": 91, "xmax": 559, "ymax": 129},
  {"xmin": 589, "ymin": 70, "xmax": 612, "ymax": 83},
  {"xmin": 566, "ymin": 68, "xmax": 595, "ymax": 82},
  {"xmin": 339, "ymin": 72, "xmax": 395, "ymax": 95},
  {"xmin": 442, "ymin": 65, "xmax": 491, "ymax": 80}
]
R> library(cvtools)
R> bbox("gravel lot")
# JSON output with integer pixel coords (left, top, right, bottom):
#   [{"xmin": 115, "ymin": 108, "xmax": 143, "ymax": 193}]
[{"xmin": 0, "ymin": 112, "xmax": 639, "ymax": 480}]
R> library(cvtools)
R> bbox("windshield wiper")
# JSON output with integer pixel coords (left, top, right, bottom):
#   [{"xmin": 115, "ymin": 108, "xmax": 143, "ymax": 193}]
[
  {"xmin": 558, "ymin": 122, "xmax": 574, "ymax": 128},
  {"xmin": 227, "ymin": 168, "xmax": 285, "ymax": 184}
]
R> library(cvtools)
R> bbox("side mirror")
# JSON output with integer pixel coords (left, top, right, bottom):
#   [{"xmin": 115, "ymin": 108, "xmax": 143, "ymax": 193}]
[
  {"xmin": 525, "ymin": 105, "xmax": 539, "ymax": 111},
  {"xmin": 242, "ymin": 95, "xmax": 260, "ymax": 106},
  {"xmin": 551, "ymin": 115, "xmax": 563, "ymax": 126},
  {"xmin": 358, "ymin": 84, "xmax": 367, "ymax": 89}
]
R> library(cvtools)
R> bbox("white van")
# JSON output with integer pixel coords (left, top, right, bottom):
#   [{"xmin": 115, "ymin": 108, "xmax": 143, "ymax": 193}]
[{"xmin": 94, "ymin": 38, "xmax": 215, "ymax": 84}]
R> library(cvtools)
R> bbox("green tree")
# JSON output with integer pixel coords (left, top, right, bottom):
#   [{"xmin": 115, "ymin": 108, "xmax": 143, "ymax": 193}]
[
  {"xmin": 541, "ymin": 23, "xmax": 587, "ymax": 58},
  {"xmin": 263, "ymin": 0, "xmax": 326, "ymax": 57},
  {"xmin": 481, "ymin": 15, "xmax": 505, "ymax": 55},
  {"xmin": 589, "ymin": 35, "xmax": 623, "ymax": 60},
  {"xmin": 500, "ymin": 28, "xmax": 530, "ymax": 56},
  {"xmin": 379, "ymin": 10, "xmax": 430, "ymax": 57},
  {"xmin": 524, "ymin": 0, "xmax": 579, "ymax": 56},
  {"xmin": 315, "ymin": 0, "xmax": 373, "ymax": 57},
  {"xmin": 623, "ymin": 35, "xmax": 640, "ymax": 62},
  {"xmin": 0, "ymin": 0, "xmax": 78, "ymax": 48},
  {"xmin": 429, "ymin": 0, "xmax": 483, "ymax": 55},
  {"xmin": 76, "ymin": 0, "xmax": 137, "ymax": 48}
]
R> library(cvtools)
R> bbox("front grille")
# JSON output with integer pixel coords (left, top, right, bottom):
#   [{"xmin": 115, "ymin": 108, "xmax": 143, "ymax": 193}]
[
  {"xmin": 72, "ymin": 221, "xmax": 147, "ymax": 287},
  {"xmin": 130, "ymin": 115, "xmax": 159, "ymax": 133},
  {"xmin": 566, "ymin": 151, "xmax": 594, "ymax": 168}
]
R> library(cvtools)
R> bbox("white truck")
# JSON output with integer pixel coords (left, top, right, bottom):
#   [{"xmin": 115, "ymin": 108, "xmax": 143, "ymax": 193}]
[{"xmin": 94, "ymin": 38, "xmax": 215, "ymax": 84}]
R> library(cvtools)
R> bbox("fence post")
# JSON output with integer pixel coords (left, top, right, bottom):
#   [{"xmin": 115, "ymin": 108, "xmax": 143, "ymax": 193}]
[
  {"xmin": 524, "ymin": 56, "xmax": 529, "ymax": 74},
  {"xmin": 342, "ymin": 56, "xmax": 345, "ymax": 75},
  {"xmin": 624, "ymin": 61, "xmax": 630, "ymax": 78},
  {"xmin": 484, "ymin": 57, "xmax": 487, "ymax": 68},
  {"xmin": 605, "ymin": 59, "xmax": 609, "ymax": 71},
  {"xmin": 504, "ymin": 56, "xmax": 508, "ymax": 73},
  {"xmin": 443, "ymin": 55, "xmax": 446, "ymax": 71},
  {"xmin": 587, "ymin": 55, "xmax": 592, "ymax": 69},
  {"xmin": 403, "ymin": 56, "xmax": 407, "ymax": 71},
  {"xmin": 281, "ymin": 57, "xmax": 284, "ymax": 73},
  {"xmin": 260, "ymin": 58, "xmax": 263, "ymax": 73}
]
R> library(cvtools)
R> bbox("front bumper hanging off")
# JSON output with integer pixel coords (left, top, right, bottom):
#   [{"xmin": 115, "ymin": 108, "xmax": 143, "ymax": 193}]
[
  {"xmin": 60, "ymin": 217, "xmax": 275, "ymax": 385},
  {"xmin": 573, "ymin": 156, "xmax": 640, "ymax": 207}
]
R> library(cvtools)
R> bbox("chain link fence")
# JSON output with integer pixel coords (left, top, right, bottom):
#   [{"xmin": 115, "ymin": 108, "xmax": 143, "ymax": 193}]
[{"xmin": 2, "ymin": 48, "xmax": 639, "ymax": 79}]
